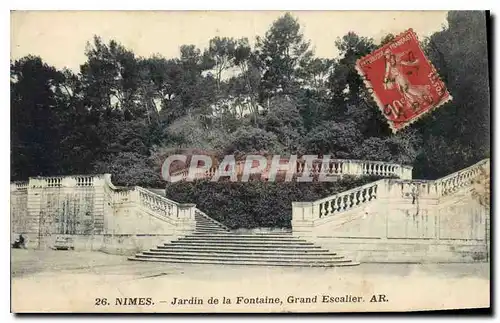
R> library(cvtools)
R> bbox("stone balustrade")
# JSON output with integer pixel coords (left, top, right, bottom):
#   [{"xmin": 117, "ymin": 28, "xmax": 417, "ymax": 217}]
[
  {"xmin": 316, "ymin": 181, "xmax": 380, "ymax": 219},
  {"xmin": 291, "ymin": 180, "xmax": 383, "ymax": 223},
  {"xmin": 25, "ymin": 175, "xmax": 107, "ymax": 188},
  {"xmin": 292, "ymin": 158, "xmax": 489, "ymax": 224},
  {"xmin": 434, "ymin": 159, "xmax": 489, "ymax": 197},
  {"xmin": 170, "ymin": 158, "xmax": 412, "ymax": 181},
  {"xmin": 17, "ymin": 173, "xmax": 201, "ymax": 225},
  {"xmin": 111, "ymin": 189, "xmax": 133, "ymax": 204},
  {"xmin": 291, "ymin": 158, "xmax": 490, "ymax": 263},
  {"xmin": 11, "ymin": 181, "xmax": 28, "ymax": 192},
  {"xmin": 135, "ymin": 186, "xmax": 178, "ymax": 219}
]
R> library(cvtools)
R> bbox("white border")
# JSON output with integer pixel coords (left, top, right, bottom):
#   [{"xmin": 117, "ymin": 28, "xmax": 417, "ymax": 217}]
[
  {"xmin": 4, "ymin": 0, "xmax": 500, "ymax": 10},
  {"xmin": 2, "ymin": 1, "xmax": 497, "ymax": 322}
]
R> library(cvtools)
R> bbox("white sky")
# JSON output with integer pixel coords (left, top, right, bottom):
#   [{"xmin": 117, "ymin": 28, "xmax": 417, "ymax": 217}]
[{"xmin": 11, "ymin": 11, "xmax": 448, "ymax": 72}]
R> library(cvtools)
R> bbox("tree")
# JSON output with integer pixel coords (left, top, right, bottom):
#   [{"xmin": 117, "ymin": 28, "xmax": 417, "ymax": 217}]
[
  {"xmin": 165, "ymin": 115, "xmax": 213, "ymax": 149},
  {"xmin": 177, "ymin": 45, "xmax": 217, "ymax": 117},
  {"xmin": 255, "ymin": 13, "xmax": 314, "ymax": 100},
  {"xmin": 232, "ymin": 38, "xmax": 262, "ymax": 125},
  {"xmin": 414, "ymin": 11, "xmax": 490, "ymax": 178},
  {"xmin": 353, "ymin": 129, "xmax": 421, "ymax": 165},
  {"xmin": 81, "ymin": 36, "xmax": 143, "ymax": 117},
  {"xmin": 380, "ymin": 33, "xmax": 395, "ymax": 46},
  {"xmin": 204, "ymin": 37, "xmax": 237, "ymax": 93},
  {"xmin": 11, "ymin": 56, "xmax": 77, "ymax": 179},
  {"xmin": 304, "ymin": 58, "xmax": 334, "ymax": 91},
  {"xmin": 223, "ymin": 127, "xmax": 284, "ymax": 156},
  {"xmin": 327, "ymin": 32, "xmax": 377, "ymax": 122},
  {"xmin": 94, "ymin": 151, "xmax": 162, "ymax": 187},
  {"xmin": 302, "ymin": 121, "xmax": 361, "ymax": 158},
  {"xmin": 263, "ymin": 96, "xmax": 304, "ymax": 152}
]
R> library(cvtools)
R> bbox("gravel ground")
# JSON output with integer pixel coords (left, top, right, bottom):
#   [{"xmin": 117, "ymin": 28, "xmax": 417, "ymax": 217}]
[{"xmin": 10, "ymin": 249, "xmax": 490, "ymax": 313}]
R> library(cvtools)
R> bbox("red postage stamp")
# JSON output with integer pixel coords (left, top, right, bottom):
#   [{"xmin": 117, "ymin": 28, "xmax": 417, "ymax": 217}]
[{"xmin": 356, "ymin": 29, "xmax": 452, "ymax": 133}]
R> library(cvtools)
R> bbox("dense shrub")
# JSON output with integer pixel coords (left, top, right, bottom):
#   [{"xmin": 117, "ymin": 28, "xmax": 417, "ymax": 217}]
[{"xmin": 164, "ymin": 175, "xmax": 383, "ymax": 229}]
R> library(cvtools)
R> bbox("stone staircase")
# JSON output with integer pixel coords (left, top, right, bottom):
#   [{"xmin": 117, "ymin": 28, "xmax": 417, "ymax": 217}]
[{"xmin": 129, "ymin": 212, "xmax": 359, "ymax": 267}]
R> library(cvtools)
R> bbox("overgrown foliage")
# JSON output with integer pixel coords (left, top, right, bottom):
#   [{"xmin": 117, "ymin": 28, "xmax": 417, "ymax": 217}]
[{"xmin": 165, "ymin": 176, "xmax": 383, "ymax": 228}]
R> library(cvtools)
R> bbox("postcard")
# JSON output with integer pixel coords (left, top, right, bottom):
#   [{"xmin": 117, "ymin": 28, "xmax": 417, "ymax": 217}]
[{"xmin": 10, "ymin": 10, "xmax": 490, "ymax": 313}]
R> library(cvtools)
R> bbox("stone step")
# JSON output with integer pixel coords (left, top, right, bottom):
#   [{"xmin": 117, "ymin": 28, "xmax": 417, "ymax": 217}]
[
  {"xmin": 135, "ymin": 253, "xmax": 351, "ymax": 263},
  {"xmin": 182, "ymin": 234, "xmax": 302, "ymax": 239},
  {"xmin": 195, "ymin": 223, "xmax": 223, "ymax": 228},
  {"xmin": 129, "ymin": 255, "xmax": 358, "ymax": 267},
  {"xmin": 194, "ymin": 228, "xmax": 227, "ymax": 231},
  {"xmin": 195, "ymin": 222, "xmax": 223, "ymax": 227},
  {"xmin": 194, "ymin": 229, "xmax": 228, "ymax": 233},
  {"xmin": 163, "ymin": 244, "xmax": 323, "ymax": 251},
  {"xmin": 149, "ymin": 246, "xmax": 337, "ymax": 256},
  {"xmin": 145, "ymin": 249, "xmax": 341, "ymax": 258},
  {"xmin": 195, "ymin": 218, "xmax": 221, "ymax": 223},
  {"xmin": 190, "ymin": 233, "xmax": 295, "ymax": 238},
  {"xmin": 194, "ymin": 221, "xmax": 224, "ymax": 225},
  {"xmin": 156, "ymin": 245, "xmax": 330, "ymax": 253},
  {"xmin": 195, "ymin": 217, "xmax": 226, "ymax": 226},
  {"xmin": 178, "ymin": 236, "xmax": 310, "ymax": 243},
  {"xmin": 169, "ymin": 241, "xmax": 317, "ymax": 248}
]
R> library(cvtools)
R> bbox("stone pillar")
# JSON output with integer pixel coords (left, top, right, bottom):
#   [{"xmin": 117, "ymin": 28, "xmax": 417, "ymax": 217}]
[
  {"xmin": 26, "ymin": 178, "xmax": 47, "ymax": 249},
  {"xmin": 89, "ymin": 176, "xmax": 105, "ymax": 250},
  {"xmin": 61, "ymin": 176, "xmax": 77, "ymax": 187},
  {"xmin": 400, "ymin": 166, "xmax": 413, "ymax": 180},
  {"xmin": 11, "ymin": 183, "xmax": 28, "ymax": 244},
  {"xmin": 291, "ymin": 201, "xmax": 318, "ymax": 237},
  {"xmin": 175, "ymin": 203, "xmax": 197, "ymax": 237},
  {"xmin": 351, "ymin": 161, "xmax": 363, "ymax": 176},
  {"xmin": 373, "ymin": 180, "xmax": 394, "ymax": 240},
  {"xmin": 177, "ymin": 203, "xmax": 196, "ymax": 221}
]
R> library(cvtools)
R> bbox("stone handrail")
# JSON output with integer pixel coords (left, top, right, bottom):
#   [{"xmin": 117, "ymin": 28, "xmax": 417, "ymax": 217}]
[
  {"xmin": 293, "ymin": 158, "xmax": 490, "ymax": 223},
  {"xmin": 296, "ymin": 159, "xmax": 411, "ymax": 179},
  {"xmin": 171, "ymin": 165, "xmax": 238, "ymax": 179},
  {"xmin": 383, "ymin": 158, "xmax": 490, "ymax": 201},
  {"xmin": 134, "ymin": 187, "xmax": 229, "ymax": 231},
  {"xmin": 135, "ymin": 186, "xmax": 179, "ymax": 219},
  {"xmin": 170, "ymin": 158, "xmax": 412, "ymax": 181},
  {"xmin": 434, "ymin": 159, "xmax": 489, "ymax": 197},
  {"xmin": 105, "ymin": 177, "xmax": 227, "ymax": 230},
  {"xmin": 11, "ymin": 181, "xmax": 29, "ymax": 192},
  {"xmin": 314, "ymin": 180, "xmax": 383, "ymax": 219},
  {"xmin": 103, "ymin": 174, "xmax": 182, "ymax": 222},
  {"xmin": 28, "ymin": 175, "xmax": 103, "ymax": 188}
]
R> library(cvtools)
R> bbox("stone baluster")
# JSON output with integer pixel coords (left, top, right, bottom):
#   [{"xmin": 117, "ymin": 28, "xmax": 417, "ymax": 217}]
[
  {"xmin": 297, "ymin": 161, "xmax": 304, "ymax": 174},
  {"xmin": 312, "ymin": 162, "xmax": 318, "ymax": 175},
  {"xmin": 332, "ymin": 199, "xmax": 337, "ymax": 214},
  {"xmin": 319, "ymin": 203, "xmax": 327, "ymax": 218},
  {"xmin": 339, "ymin": 196, "xmax": 345, "ymax": 212},
  {"xmin": 346, "ymin": 193, "xmax": 353, "ymax": 208},
  {"xmin": 354, "ymin": 190, "xmax": 360, "ymax": 206},
  {"xmin": 326, "ymin": 200, "xmax": 333, "ymax": 215}
]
